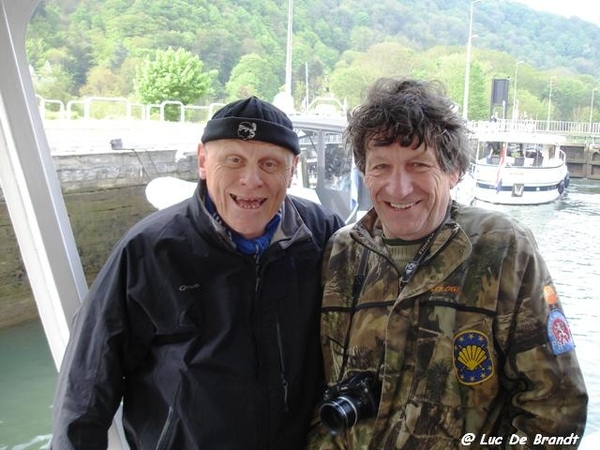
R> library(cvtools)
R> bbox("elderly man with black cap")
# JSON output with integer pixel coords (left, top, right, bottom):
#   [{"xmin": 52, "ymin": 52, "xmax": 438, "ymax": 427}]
[{"xmin": 51, "ymin": 97, "xmax": 344, "ymax": 450}]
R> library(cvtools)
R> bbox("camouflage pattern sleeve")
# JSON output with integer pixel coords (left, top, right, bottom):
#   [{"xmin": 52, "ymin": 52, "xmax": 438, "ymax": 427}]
[
  {"xmin": 307, "ymin": 227, "xmax": 358, "ymax": 450},
  {"xmin": 492, "ymin": 224, "xmax": 588, "ymax": 448}
]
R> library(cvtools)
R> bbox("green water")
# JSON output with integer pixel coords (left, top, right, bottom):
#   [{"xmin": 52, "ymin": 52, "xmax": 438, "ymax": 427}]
[{"xmin": 0, "ymin": 320, "xmax": 55, "ymax": 449}]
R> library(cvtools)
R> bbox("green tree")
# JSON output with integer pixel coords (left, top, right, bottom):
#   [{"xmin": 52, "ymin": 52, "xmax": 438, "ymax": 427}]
[
  {"xmin": 33, "ymin": 61, "xmax": 74, "ymax": 104},
  {"xmin": 25, "ymin": 0, "xmax": 600, "ymax": 120},
  {"xmin": 225, "ymin": 53, "xmax": 280, "ymax": 101},
  {"xmin": 134, "ymin": 47, "xmax": 215, "ymax": 120},
  {"xmin": 467, "ymin": 62, "xmax": 489, "ymax": 120},
  {"xmin": 79, "ymin": 66, "xmax": 126, "ymax": 97},
  {"xmin": 329, "ymin": 66, "xmax": 372, "ymax": 107}
]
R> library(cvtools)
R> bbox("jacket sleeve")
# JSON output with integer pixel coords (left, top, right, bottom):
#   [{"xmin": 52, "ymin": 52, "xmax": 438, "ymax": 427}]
[
  {"xmin": 306, "ymin": 231, "xmax": 356, "ymax": 450},
  {"xmin": 51, "ymin": 240, "xmax": 147, "ymax": 449},
  {"xmin": 494, "ymin": 226, "xmax": 588, "ymax": 446}
]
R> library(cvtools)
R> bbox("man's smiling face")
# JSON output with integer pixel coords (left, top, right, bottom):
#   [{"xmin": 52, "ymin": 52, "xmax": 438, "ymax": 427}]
[
  {"xmin": 364, "ymin": 139, "xmax": 458, "ymax": 241},
  {"xmin": 198, "ymin": 139, "xmax": 297, "ymax": 239}
]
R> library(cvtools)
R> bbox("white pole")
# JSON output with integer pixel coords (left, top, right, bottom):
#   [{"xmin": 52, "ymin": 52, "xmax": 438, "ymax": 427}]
[
  {"xmin": 462, "ymin": 0, "xmax": 480, "ymax": 121},
  {"xmin": 512, "ymin": 60, "xmax": 524, "ymax": 119},
  {"xmin": 305, "ymin": 61, "xmax": 309, "ymax": 111},
  {"xmin": 285, "ymin": 0, "xmax": 293, "ymax": 97},
  {"xmin": 546, "ymin": 77, "xmax": 554, "ymax": 130},
  {"xmin": 589, "ymin": 87, "xmax": 597, "ymax": 135}
]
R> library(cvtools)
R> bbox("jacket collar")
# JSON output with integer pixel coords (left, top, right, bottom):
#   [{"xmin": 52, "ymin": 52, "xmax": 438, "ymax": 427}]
[{"xmin": 188, "ymin": 181, "xmax": 313, "ymax": 253}]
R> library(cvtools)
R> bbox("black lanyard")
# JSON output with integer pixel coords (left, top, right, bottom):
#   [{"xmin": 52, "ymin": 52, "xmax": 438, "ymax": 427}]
[{"xmin": 398, "ymin": 221, "xmax": 445, "ymax": 291}]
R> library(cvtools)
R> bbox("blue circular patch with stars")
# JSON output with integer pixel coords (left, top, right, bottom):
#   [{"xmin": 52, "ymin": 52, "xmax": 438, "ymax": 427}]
[{"xmin": 453, "ymin": 330, "xmax": 494, "ymax": 385}]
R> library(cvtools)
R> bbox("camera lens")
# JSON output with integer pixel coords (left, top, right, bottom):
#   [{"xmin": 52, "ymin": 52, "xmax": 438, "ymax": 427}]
[{"xmin": 319, "ymin": 396, "xmax": 359, "ymax": 435}]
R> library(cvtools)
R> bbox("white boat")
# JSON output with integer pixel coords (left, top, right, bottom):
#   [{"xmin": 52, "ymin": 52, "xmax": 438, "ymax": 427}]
[
  {"xmin": 452, "ymin": 164, "xmax": 476, "ymax": 206},
  {"xmin": 473, "ymin": 130, "xmax": 569, "ymax": 205}
]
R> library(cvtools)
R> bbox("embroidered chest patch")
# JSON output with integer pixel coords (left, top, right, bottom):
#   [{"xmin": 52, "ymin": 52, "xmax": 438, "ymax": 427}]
[
  {"xmin": 547, "ymin": 309, "xmax": 575, "ymax": 355},
  {"xmin": 453, "ymin": 330, "xmax": 494, "ymax": 385}
]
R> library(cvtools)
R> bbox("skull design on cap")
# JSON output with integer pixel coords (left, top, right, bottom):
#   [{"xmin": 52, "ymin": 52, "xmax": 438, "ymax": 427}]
[{"xmin": 237, "ymin": 122, "xmax": 257, "ymax": 140}]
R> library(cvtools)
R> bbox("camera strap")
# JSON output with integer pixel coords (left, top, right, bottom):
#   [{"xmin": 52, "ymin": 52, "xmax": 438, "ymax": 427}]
[
  {"xmin": 337, "ymin": 246, "xmax": 370, "ymax": 382},
  {"xmin": 352, "ymin": 246, "xmax": 371, "ymax": 301}
]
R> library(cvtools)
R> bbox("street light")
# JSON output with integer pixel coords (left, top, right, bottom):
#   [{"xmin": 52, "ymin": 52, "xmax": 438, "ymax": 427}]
[
  {"xmin": 546, "ymin": 77, "xmax": 556, "ymax": 130},
  {"xmin": 284, "ymin": 0, "xmax": 293, "ymax": 97},
  {"xmin": 512, "ymin": 60, "xmax": 524, "ymax": 120},
  {"xmin": 589, "ymin": 87, "xmax": 598, "ymax": 135},
  {"xmin": 462, "ymin": 0, "xmax": 482, "ymax": 121}
]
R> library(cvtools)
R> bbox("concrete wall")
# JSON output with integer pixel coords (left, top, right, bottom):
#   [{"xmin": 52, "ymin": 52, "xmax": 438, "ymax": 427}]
[
  {"xmin": 562, "ymin": 143, "xmax": 600, "ymax": 179},
  {"xmin": 587, "ymin": 145, "xmax": 600, "ymax": 179},
  {"xmin": 563, "ymin": 144, "xmax": 587, "ymax": 178},
  {"xmin": 0, "ymin": 185, "xmax": 164, "ymax": 328},
  {"xmin": 54, "ymin": 149, "xmax": 198, "ymax": 192},
  {"xmin": 0, "ymin": 150, "xmax": 199, "ymax": 329}
]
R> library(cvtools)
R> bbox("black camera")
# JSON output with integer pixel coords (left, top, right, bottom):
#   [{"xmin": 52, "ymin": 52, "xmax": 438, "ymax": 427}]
[{"xmin": 319, "ymin": 371, "xmax": 381, "ymax": 435}]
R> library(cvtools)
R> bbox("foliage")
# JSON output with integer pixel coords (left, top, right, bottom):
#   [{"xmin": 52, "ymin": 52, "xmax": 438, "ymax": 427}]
[
  {"xmin": 134, "ymin": 48, "xmax": 216, "ymax": 121},
  {"xmin": 225, "ymin": 54, "xmax": 281, "ymax": 101},
  {"xmin": 32, "ymin": 62, "xmax": 74, "ymax": 103},
  {"xmin": 25, "ymin": 0, "xmax": 600, "ymax": 121},
  {"xmin": 79, "ymin": 66, "xmax": 126, "ymax": 97}
]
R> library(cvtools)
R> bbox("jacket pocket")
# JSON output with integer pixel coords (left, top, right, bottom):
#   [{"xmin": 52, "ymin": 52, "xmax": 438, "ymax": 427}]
[
  {"xmin": 154, "ymin": 380, "xmax": 182, "ymax": 450},
  {"xmin": 322, "ymin": 301, "xmax": 393, "ymax": 383},
  {"xmin": 410, "ymin": 301, "xmax": 498, "ymax": 407}
]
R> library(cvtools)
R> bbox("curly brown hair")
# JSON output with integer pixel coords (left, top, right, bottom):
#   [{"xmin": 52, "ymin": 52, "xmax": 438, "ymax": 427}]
[{"xmin": 346, "ymin": 78, "xmax": 472, "ymax": 180}]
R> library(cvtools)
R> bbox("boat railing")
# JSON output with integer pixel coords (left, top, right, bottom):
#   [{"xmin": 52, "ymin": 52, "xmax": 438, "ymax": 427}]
[
  {"xmin": 477, "ymin": 151, "xmax": 566, "ymax": 169},
  {"xmin": 468, "ymin": 118, "xmax": 600, "ymax": 141},
  {"xmin": 558, "ymin": 147, "xmax": 567, "ymax": 162}
]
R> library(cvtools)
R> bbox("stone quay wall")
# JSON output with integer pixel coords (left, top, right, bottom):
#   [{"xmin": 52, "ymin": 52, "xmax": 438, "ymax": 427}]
[{"xmin": 0, "ymin": 150, "xmax": 198, "ymax": 329}]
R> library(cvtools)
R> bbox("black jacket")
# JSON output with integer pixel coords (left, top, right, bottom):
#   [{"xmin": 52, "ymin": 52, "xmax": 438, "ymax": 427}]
[{"xmin": 52, "ymin": 184, "xmax": 343, "ymax": 449}]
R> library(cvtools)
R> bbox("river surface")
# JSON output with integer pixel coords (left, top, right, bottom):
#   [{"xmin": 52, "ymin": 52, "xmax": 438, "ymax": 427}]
[{"xmin": 0, "ymin": 178, "xmax": 599, "ymax": 449}]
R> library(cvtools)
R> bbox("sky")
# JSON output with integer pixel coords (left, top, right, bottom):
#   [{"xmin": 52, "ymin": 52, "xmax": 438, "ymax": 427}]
[{"xmin": 513, "ymin": 0, "xmax": 600, "ymax": 27}]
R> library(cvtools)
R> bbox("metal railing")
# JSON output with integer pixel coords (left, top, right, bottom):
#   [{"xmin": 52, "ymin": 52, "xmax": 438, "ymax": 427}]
[
  {"xmin": 36, "ymin": 95, "xmax": 225, "ymax": 123},
  {"xmin": 36, "ymin": 96, "xmax": 600, "ymax": 153},
  {"xmin": 36, "ymin": 96, "xmax": 229, "ymax": 153},
  {"xmin": 468, "ymin": 118, "xmax": 600, "ymax": 141}
]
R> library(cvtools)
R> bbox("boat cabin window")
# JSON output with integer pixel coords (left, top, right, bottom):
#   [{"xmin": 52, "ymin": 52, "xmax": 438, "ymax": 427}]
[
  {"xmin": 292, "ymin": 124, "xmax": 363, "ymax": 221},
  {"xmin": 324, "ymin": 138, "xmax": 351, "ymax": 191},
  {"xmin": 296, "ymin": 129, "xmax": 318, "ymax": 189}
]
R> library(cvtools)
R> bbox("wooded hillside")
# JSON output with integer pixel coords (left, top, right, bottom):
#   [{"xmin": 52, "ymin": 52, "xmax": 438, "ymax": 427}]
[{"xmin": 26, "ymin": 0, "xmax": 600, "ymax": 121}]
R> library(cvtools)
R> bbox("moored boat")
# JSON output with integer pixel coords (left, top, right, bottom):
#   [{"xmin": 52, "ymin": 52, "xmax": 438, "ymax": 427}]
[{"xmin": 473, "ymin": 130, "xmax": 569, "ymax": 205}]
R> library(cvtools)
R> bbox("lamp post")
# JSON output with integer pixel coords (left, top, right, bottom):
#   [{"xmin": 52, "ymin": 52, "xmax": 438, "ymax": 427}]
[
  {"xmin": 512, "ymin": 60, "xmax": 524, "ymax": 120},
  {"xmin": 462, "ymin": 0, "xmax": 481, "ymax": 121},
  {"xmin": 589, "ymin": 87, "xmax": 598, "ymax": 135},
  {"xmin": 546, "ymin": 77, "xmax": 556, "ymax": 131},
  {"xmin": 284, "ymin": 0, "xmax": 293, "ymax": 97}
]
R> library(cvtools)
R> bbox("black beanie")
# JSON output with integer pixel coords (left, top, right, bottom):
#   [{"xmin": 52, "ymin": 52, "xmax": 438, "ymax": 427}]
[{"xmin": 201, "ymin": 96, "xmax": 300, "ymax": 155}]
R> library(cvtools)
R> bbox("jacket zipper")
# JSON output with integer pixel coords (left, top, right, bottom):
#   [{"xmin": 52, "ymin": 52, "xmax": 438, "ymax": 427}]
[
  {"xmin": 255, "ymin": 258, "xmax": 290, "ymax": 412},
  {"xmin": 275, "ymin": 315, "xmax": 290, "ymax": 411},
  {"xmin": 155, "ymin": 406, "xmax": 176, "ymax": 450}
]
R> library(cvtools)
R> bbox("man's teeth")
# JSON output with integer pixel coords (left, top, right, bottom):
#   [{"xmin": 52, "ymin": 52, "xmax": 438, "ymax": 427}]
[
  {"xmin": 232, "ymin": 194, "xmax": 266, "ymax": 209},
  {"xmin": 389, "ymin": 202, "xmax": 415, "ymax": 210}
]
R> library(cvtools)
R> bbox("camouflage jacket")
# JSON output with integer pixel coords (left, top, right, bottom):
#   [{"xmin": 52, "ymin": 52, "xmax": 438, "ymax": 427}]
[{"xmin": 309, "ymin": 202, "xmax": 587, "ymax": 450}]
